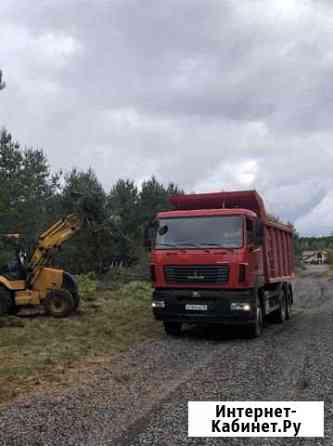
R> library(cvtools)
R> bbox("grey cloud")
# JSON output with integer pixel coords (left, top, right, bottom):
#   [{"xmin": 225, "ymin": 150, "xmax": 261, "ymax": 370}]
[{"xmin": 0, "ymin": 0, "xmax": 333, "ymax": 235}]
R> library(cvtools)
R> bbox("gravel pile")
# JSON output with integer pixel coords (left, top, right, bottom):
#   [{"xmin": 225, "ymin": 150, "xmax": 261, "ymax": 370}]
[{"xmin": 0, "ymin": 266, "xmax": 332, "ymax": 445}]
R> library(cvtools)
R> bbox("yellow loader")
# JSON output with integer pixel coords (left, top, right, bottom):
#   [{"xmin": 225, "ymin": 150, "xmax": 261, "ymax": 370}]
[{"xmin": 0, "ymin": 214, "xmax": 81, "ymax": 317}]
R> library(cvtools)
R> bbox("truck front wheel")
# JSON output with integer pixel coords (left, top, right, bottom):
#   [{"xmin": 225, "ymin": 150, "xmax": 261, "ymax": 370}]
[
  {"xmin": 286, "ymin": 287, "xmax": 292, "ymax": 320},
  {"xmin": 247, "ymin": 301, "xmax": 263, "ymax": 338},
  {"xmin": 164, "ymin": 321, "xmax": 182, "ymax": 336}
]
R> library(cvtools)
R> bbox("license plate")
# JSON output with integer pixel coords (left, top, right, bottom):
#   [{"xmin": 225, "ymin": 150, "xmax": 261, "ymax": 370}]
[{"xmin": 185, "ymin": 304, "xmax": 208, "ymax": 311}]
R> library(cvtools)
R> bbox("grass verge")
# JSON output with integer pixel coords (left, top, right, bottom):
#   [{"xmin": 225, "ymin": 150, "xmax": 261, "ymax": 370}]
[{"xmin": 0, "ymin": 281, "xmax": 161, "ymax": 405}]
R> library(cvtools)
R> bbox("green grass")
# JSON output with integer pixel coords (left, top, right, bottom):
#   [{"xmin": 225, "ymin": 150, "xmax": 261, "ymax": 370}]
[{"xmin": 0, "ymin": 281, "xmax": 162, "ymax": 404}]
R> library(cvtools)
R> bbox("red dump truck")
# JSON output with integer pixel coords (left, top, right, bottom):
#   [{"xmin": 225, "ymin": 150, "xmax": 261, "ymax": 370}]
[{"xmin": 144, "ymin": 190, "xmax": 295, "ymax": 337}]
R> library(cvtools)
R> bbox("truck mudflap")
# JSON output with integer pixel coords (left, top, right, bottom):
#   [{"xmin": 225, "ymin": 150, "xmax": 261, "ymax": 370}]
[{"xmin": 152, "ymin": 288, "xmax": 258, "ymax": 325}]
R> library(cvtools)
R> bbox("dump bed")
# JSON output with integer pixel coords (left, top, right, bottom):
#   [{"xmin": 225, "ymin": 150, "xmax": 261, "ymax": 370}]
[
  {"xmin": 169, "ymin": 190, "xmax": 295, "ymax": 284},
  {"xmin": 263, "ymin": 222, "xmax": 295, "ymax": 282}
]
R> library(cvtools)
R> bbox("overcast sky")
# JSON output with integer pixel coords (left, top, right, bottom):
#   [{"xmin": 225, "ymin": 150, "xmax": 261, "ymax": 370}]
[{"xmin": 0, "ymin": 0, "xmax": 332, "ymax": 236}]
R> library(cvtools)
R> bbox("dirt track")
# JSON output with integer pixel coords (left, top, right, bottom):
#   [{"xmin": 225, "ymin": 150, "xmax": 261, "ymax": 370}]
[{"xmin": 0, "ymin": 265, "xmax": 332, "ymax": 445}]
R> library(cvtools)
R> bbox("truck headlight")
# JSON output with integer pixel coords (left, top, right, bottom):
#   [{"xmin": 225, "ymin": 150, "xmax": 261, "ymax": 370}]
[
  {"xmin": 230, "ymin": 302, "xmax": 251, "ymax": 311},
  {"xmin": 152, "ymin": 300, "xmax": 165, "ymax": 309}
]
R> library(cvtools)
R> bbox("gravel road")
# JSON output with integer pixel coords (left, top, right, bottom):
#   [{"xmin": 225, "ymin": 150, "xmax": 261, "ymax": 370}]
[{"xmin": 1, "ymin": 266, "xmax": 333, "ymax": 445}]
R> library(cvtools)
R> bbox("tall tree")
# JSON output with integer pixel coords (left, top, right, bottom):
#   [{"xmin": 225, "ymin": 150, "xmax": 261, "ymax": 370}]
[
  {"xmin": 0, "ymin": 129, "xmax": 58, "ymax": 242},
  {"xmin": 0, "ymin": 129, "xmax": 59, "ymax": 264},
  {"xmin": 139, "ymin": 176, "xmax": 183, "ymax": 224},
  {"xmin": 57, "ymin": 168, "xmax": 110, "ymax": 273},
  {"xmin": 108, "ymin": 179, "xmax": 140, "ymax": 260},
  {"xmin": 0, "ymin": 129, "xmax": 186, "ymax": 273}
]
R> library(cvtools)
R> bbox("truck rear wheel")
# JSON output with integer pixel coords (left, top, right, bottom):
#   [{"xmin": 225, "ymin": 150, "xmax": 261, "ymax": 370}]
[
  {"xmin": 274, "ymin": 291, "xmax": 287, "ymax": 323},
  {"xmin": 286, "ymin": 287, "xmax": 292, "ymax": 320},
  {"xmin": 164, "ymin": 321, "xmax": 182, "ymax": 336},
  {"xmin": 43, "ymin": 289, "xmax": 74, "ymax": 318}
]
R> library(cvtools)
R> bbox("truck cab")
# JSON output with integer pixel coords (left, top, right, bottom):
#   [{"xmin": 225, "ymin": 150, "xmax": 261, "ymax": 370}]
[{"xmin": 145, "ymin": 191, "xmax": 294, "ymax": 338}]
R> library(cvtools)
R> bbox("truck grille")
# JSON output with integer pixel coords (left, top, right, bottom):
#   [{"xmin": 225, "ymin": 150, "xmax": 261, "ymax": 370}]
[{"xmin": 164, "ymin": 265, "xmax": 229, "ymax": 284}]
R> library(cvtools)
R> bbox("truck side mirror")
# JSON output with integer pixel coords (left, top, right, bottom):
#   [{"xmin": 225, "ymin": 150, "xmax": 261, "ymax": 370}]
[
  {"xmin": 255, "ymin": 219, "xmax": 264, "ymax": 246},
  {"xmin": 143, "ymin": 225, "xmax": 152, "ymax": 249},
  {"xmin": 143, "ymin": 221, "xmax": 157, "ymax": 250}
]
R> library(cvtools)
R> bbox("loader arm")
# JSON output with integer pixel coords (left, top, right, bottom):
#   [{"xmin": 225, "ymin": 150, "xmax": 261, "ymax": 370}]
[{"xmin": 27, "ymin": 214, "xmax": 81, "ymax": 286}]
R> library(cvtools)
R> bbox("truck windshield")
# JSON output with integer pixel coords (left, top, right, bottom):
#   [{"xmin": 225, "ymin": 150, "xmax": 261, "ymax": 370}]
[{"xmin": 155, "ymin": 216, "xmax": 243, "ymax": 249}]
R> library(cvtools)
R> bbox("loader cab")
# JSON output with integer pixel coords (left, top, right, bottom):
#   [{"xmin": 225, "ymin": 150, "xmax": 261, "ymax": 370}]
[{"xmin": 0, "ymin": 246, "xmax": 27, "ymax": 281}]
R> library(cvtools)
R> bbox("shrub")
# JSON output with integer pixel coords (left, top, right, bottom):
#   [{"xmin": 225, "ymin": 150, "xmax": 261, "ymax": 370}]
[
  {"xmin": 98, "ymin": 254, "xmax": 150, "ymax": 290},
  {"xmin": 76, "ymin": 272, "xmax": 97, "ymax": 295}
]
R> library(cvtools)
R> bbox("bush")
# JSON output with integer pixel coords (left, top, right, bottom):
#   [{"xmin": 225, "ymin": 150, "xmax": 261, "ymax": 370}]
[
  {"xmin": 76, "ymin": 272, "xmax": 97, "ymax": 295},
  {"xmin": 98, "ymin": 254, "xmax": 150, "ymax": 290}
]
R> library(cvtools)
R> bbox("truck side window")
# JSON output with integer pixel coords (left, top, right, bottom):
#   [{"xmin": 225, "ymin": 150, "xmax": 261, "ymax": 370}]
[{"xmin": 246, "ymin": 218, "xmax": 254, "ymax": 245}]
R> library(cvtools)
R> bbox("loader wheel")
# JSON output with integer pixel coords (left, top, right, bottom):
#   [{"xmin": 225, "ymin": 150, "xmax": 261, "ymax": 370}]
[
  {"xmin": 71, "ymin": 291, "xmax": 81, "ymax": 311},
  {"xmin": 0, "ymin": 287, "xmax": 12, "ymax": 316},
  {"xmin": 43, "ymin": 289, "xmax": 74, "ymax": 318},
  {"xmin": 62, "ymin": 273, "xmax": 80, "ymax": 311},
  {"xmin": 63, "ymin": 287, "xmax": 80, "ymax": 311}
]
